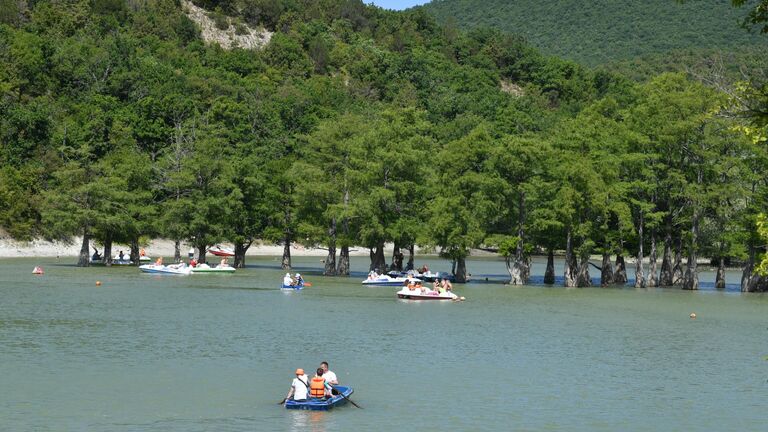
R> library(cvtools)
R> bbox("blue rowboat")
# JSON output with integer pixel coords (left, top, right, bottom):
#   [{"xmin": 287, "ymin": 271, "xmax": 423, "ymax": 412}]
[
  {"xmin": 281, "ymin": 283, "xmax": 304, "ymax": 290},
  {"xmin": 284, "ymin": 386, "xmax": 353, "ymax": 410}
]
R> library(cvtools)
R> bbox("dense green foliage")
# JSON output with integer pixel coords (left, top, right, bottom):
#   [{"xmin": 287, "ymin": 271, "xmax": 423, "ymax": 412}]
[
  {"xmin": 422, "ymin": 0, "xmax": 768, "ymax": 67},
  {"xmin": 0, "ymin": 0, "xmax": 765, "ymax": 290}
]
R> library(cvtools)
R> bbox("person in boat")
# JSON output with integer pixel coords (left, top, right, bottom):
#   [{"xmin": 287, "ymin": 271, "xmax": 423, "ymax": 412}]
[
  {"xmin": 320, "ymin": 361, "xmax": 338, "ymax": 394},
  {"xmin": 442, "ymin": 278, "xmax": 453, "ymax": 292},
  {"xmin": 310, "ymin": 368, "xmax": 333, "ymax": 399},
  {"xmin": 368, "ymin": 270, "xmax": 378, "ymax": 279},
  {"xmin": 140, "ymin": 248, "xmax": 146, "ymax": 257},
  {"xmin": 219, "ymin": 257, "xmax": 229, "ymax": 268},
  {"xmin": 284, "ymin": 368, "xmax": 310, "ymax": 402},
  {"xmin": 295, "ymin": 273, "xmax": 304, "ymax": 286},
  {"xmin": 188, "ymin": 247, "xmax": 195, "ymax": 260},
  {"xmin": 155, "ymin": 257, "xmax": 163, "ymax": 266},
  {"xmin": 118, "ymin": 250, "xmax": 125, "ymax": 261},
  {"xmin": 418, "ymin": 264, "xmax": 429, "ymax": 274},
  {"xmin": 283, "ymin": 272, "xmax": 294, "ymax": 286},
  {"xmin": 189, "ymin": 257, "xmax": 197, "ymax": 267}
]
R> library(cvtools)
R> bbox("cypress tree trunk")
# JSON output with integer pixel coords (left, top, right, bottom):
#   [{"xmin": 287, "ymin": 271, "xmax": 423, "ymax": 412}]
[
  {"xmin": 196, "ymin": 241, "xmax": 207, "ymax": 263},
  {"xmin": 324, "ymin": 218, "xmax": 337, "ymax": 276},
  {"xmin": 406, "ymin": 244, "xmax": 414, "ymax": 271},
  {"xmin": 672, "ymin": 235, "xmax": 684, "ymax": 286},
  {"xmin": 234, "ymin": 241, "xmax": 251, "ymax": 268},
  {"xmin": 369, "ymin": 242, "xmax": 386, "ymax": 273},
  {"xmin": 391, "ymin": 245, "xmax": 404, "ymax": 272},
  {"xmin": 130, "ymin": 238, "xmax": 139, "ymax": 266},
  {"xmin": 576, "ymin": 256, "xmax": 591, "ymax": 287},
  {"xmin": 715, "ymin": 256, "xmax": 726, "ymax": 289},
  {"xmin": 660, "ymin": 231, "xmax": 673, "ymax": 286},
  {"xmin": 614, "ymin": 254, "xmax": 627, "ymax": 284},
  {"xmin": 104, "ymin": 235, "xmax": 113, "ymax": 267},
  {"xmin": 508, "ymin": 193, "xmax": 529, "ymax": 285},
  {"xmin": 564, "ymin": 229, "xmax": 577, "ymax": 287},
  {"xmin": 78, "ymin": 228, "xmax": 90, "ymax": 267},
  {"xmin": 337, "ymin": 245, "xmax": 350, "ymax": 275},
  {"xmin": 635, "ymin": 212, "xmax": 645, "ymax": 288},
  {"xmin": 682, "ymin": 208, "xmax": 700, "ymax": 290},
  {"xmin": 741, "ymin": 248, "xmax": 754, "ymax": 292},
  {"xmin": 544, "ymin": 249, "xmax": 555, "ymax": 284},
  {"xmin": 173, "ymin": 240, "xmax": 181, "ymax": 263},
  {"xmin": 600, "ymin": 251, "xmax": 614, "ymax": 286},
  {"xmin": 647, "ymin": 231, "xmax": 658, "ymax": 287},
  {"xmin": 281, "ymin": 239, "xmax": 291, "ymax": 270},
  {"xmin": 454, "ymin": 255, "xmax": 468, "ymax": 283}
]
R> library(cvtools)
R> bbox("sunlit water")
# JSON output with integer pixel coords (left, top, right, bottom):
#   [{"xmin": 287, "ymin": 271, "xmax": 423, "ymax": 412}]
[{"xmin": 1, "ymin": 255, "xmax": 766, "ymax": 431}]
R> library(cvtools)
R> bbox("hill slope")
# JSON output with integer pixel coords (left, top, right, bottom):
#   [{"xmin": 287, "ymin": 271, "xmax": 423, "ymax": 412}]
[{"xmin": 422, "ymin": 0, "xmax": 768, "ymax": 66}]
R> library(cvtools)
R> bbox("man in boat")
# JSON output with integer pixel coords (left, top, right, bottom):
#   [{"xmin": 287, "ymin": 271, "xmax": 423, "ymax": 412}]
[
  {"xmin": 294, "ymin": 273, "xmax": 304, "ymax": 286},
  {"xmin": 284, "ymin": 368, "xmax": 309, "ymax": 402},
  {"xmin": 283, "ymin": 272, "xmax": 294, "ymax": 286},
  {"xmin": 320, "ymin": 361, "xmax": 339, "ymax": 395},
  {"xmin": 310, "ymin": 368, "xmax": 333, "ymax": 399}
]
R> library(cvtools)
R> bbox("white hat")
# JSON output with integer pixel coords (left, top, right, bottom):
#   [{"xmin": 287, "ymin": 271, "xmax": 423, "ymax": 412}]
[
  {"xmin": 295, "ymin": 273, "xmax": 301, "ymax": 277},
  {"xmin": 285, "ymin": 273, "xmax": 290, "ymax": 277}
]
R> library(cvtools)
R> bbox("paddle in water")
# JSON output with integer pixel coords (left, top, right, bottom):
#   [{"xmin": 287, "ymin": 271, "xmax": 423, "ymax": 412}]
[
  {"xmin": 330, "ymin": 385, "xmax": 362, "ymax": 409},
  {"xmin": 278, "ymin": 398, "xmax": 286, "ymax": 405}
]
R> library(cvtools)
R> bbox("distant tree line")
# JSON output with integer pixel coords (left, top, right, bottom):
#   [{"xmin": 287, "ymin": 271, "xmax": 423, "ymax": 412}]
[{"xmin": 0, "ymin": 0, "xmax": 766, "ymax": 291}]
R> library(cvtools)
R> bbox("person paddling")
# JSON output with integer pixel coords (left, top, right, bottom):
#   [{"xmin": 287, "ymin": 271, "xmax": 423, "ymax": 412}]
[{"xmin": 283, "ymin": 368, "xmax": 309, "ymax": 403}]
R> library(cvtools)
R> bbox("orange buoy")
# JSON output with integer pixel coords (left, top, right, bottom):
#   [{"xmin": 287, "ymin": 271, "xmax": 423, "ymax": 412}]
[
  {"xmin": 32, "ymin": 266, "xmax": 44, "ymax": 275},
  {"xmin": 96, "ymin": 281, "xmax": 102, "ymax": 286}
]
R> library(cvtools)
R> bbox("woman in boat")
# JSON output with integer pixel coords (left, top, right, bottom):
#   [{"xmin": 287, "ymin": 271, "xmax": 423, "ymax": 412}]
[
  {"xmin": 155, "ymin": 256, "xmax": 163, "ymax": 266},
  {"xmin": 284, "ymin": 368, "xmax": 309, "ymax": 402},
  {"xmin": 219, "ymin": 257, "xmax": 229, "ymax": 268}
]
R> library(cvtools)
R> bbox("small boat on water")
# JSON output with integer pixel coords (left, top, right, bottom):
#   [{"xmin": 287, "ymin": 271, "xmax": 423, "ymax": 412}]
[
  {"xmin": 281, "ymin": 283, "xmax": 305, "ymax": 290},
  {"xmin": 190, "ymin": 264, "xmax": 236, "ymax": 274},
  {"xmin": 208, "ymin": 245, "xmax": 235, "ymax": 257},
  {"xmin": 388, "ymin": 270, "xmax": 454, "ymax": 282},
  {"xmin": 362, "ymin": 275, "xmax": 419, "ymax": 286},
  {"xmin": 284, "ymin": 386, "xmax": 354, "ymax": 411},
  {"xmin": 396, "ymin": 287, "xmax": 464, "ymax": 301},
  {"xmin": 139, "ymin": 264, "xmax": 192, "ymax": 275}
]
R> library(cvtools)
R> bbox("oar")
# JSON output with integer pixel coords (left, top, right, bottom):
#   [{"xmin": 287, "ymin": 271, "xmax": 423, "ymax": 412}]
[
  {"xmin": 330, "ymin": 385, "xmax": 362, "ymax": 409},
  {"xmin": 278, "ymin": 397, "xmax": 286, "ymax": 405},
  {"xmin": 303, "ymin": 282, "xmax": 312, "ymax": 287}
]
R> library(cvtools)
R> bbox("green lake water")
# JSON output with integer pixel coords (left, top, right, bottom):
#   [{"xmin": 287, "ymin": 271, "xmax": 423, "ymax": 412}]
[{"xmin": 1, "ymin": 256, "xmax": 766, "ymax": 431}]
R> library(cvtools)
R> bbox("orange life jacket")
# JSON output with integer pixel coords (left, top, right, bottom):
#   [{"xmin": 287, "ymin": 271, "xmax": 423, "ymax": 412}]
[{"xmin": 310, "ymin": 376, "xmax": 326, "ymax": 398}]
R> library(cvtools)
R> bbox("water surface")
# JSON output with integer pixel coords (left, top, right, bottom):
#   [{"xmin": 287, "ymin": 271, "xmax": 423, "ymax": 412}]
[{"xmin": 1, "ymin": 256, "xmax": 766, "ymax": 431}]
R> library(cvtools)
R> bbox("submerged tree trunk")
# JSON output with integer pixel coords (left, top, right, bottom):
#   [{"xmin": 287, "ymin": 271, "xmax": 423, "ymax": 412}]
[
  {"xmin": 508, "ymin": 193, "xmax": 529, "ymax": 285},
  {"xmin": 647, "ymin": 231, "xmax": 658, "ymax": 287},
  {"xmin": 391, "ymin": 245, "xmax": 404, "ymax": 272},
  {"xmin": 635, "ymin": 212, "xmax": 645, "ymax": 288},
  {"xmin": 196, "ymin": 240, "xmax": 207, "ymax": 264},
  {"xmin": 672, "ymin": 235, "xmax": 684, "ymax": 286},
  {"xmin": 682, "ymin": 208, "xmax": 700, "ymax": 290},
  {"xmin": 369, "ymin": 242, "xmax": 386, "ymax": 273},
  {"xmin": 406, "ymin": 244, "xmax": 415, "ymax": 271},
  {"xmin": 104, "ymin": 235, "xmax": 113, "ymax": 267},
  {"xmin": 564, "ymin": 229, "xmax": 578, "ymax": 287},
  {"xmin": 234, "ymin": 241, "xmax": 251, "ymax": 269},
  {"xmin": 130, "ymin": 237, "xmax": 139, "ymax": 266},
  {"xmin": 576, "ymin": 252, "xmax": 591, "ymax": 287},
  {"xmin": 715, "ymin": 256, "xmax": 726, "ymax": 289},
  {"xmin": 337, "ymin": 245, "xmax": 350, "ymax": 275},
  {"xmin": 614, "ymin": 254, "xmax": 627, "ymax": 284},
  {"xmin": 324, "ymin": 218, "xmax": 337, "ymax": 276},
  {"xmin": 173, "ymin": 240, "xmax": 181, "ymax": 263},
  {"xmin": 454, "ymin": 255, "xmax": 468, "ymax": 283},
  {"xmin": 544, "ymin": 249, "xmax": 555, "ymax": 284},
  {"xmin": 600, "ymin": 251, "xmax": 614, "ymax": 286},
  {"xmin": 282, "ymin": 240, "xmax": 291, "ymax": 270},
  {"xmin": 78, "ymin": 228, "xmax": 90, "ymax": 267},
  {"xmin": 660, "ymin": 231, "xmax": 673, "ymax": 286}
]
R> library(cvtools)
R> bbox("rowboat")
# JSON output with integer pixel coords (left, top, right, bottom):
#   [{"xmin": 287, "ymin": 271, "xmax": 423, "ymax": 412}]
[
  {"xmin": 208, "ymin": 245, "xmax": 235, "ymax": 256},
  {"xmin": 362, "ymin": 275, "xmax": 419, "ymax": 286},
  {"xmin": 396, "ymin": 287, "xmax": 463, "ymax": 301},
  {"xmin": 284, "ymin": 386, "xmax": 353, "ymax": 411},
  {"xmin": 190, "ymin": 264, "xmax": 236, "ymax": 274},
  {"xmin": 281, "ymin": 283, "xmax": 304, "ymax": 290},
  {"xmin": 139, "ymin": 264, "xmax": 192, "ymax": 275}
]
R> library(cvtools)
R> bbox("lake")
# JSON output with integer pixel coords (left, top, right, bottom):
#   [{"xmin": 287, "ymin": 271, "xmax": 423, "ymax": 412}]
[{"xmin": 1, "ymin": 255, "xmax": 766, "ymax": 431}]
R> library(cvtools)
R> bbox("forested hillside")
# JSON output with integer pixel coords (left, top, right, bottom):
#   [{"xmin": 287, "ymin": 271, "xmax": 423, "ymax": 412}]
[
  {"xmin": 0, "ymin": 0, "xmax": 766, "ymax": 291},
  {"xmin": 422, "ymin": 0, "xmax": 768, "ymax": 66}
]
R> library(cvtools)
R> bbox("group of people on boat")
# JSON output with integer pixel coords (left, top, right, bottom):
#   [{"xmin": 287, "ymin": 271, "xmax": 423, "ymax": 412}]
[
  {"xmin": 404, "ymin": 278, "xmax": 452, "ymax": 295},
  {"xmin": 283, "ymin": 272, "xmax": 304, "ymax": 286},
  {"xmin": 284, "ymin": 361, "xmax": 338, "ymax": 402}
]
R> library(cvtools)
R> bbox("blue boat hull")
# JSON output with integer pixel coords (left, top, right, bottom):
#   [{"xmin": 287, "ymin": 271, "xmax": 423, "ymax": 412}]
[
  {"xmin": 284, "ymin": 386, "xmax": 353, "ymax": 411},
  {"xmin": 281, "ymin": 283, "xmax": 304, "ymax": 290}
]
